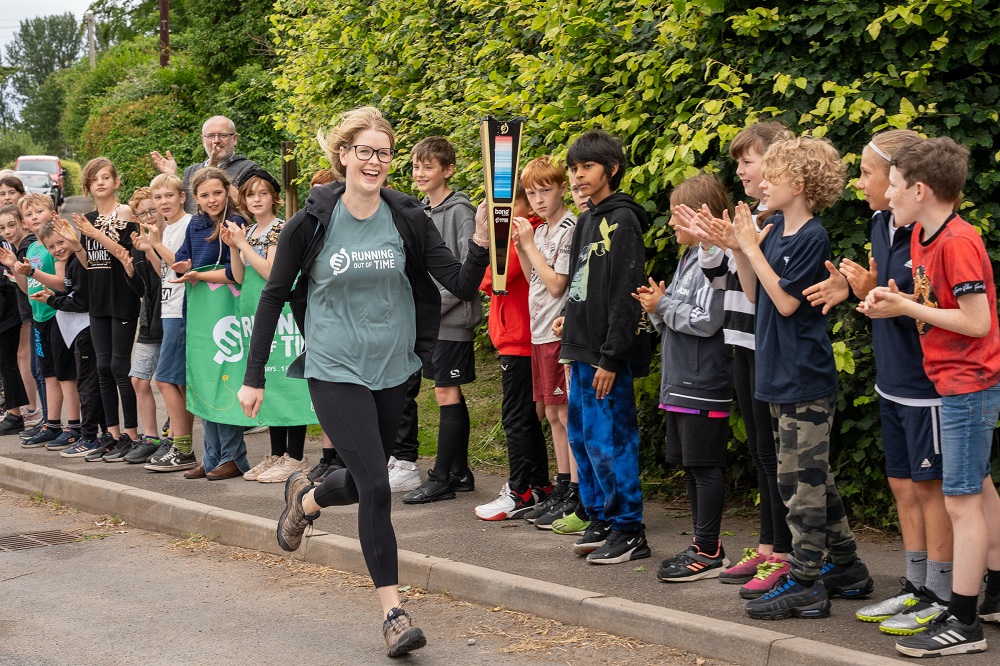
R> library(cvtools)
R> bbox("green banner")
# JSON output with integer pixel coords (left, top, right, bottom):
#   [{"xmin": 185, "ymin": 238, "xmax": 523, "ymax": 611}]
[{"xmin": 185, "ymin": 265, "xmax": 315, "ymax": 426}]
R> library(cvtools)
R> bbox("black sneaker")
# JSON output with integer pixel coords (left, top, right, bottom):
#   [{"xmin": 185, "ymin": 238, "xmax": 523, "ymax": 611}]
[
  {"xmin": 401, "ymin": 478, "xmax": 456, "ymax": 504},
  {"xmin": 819, "ymin": 558, "xmax": 875, "ymax": 598},
  {"xmin": 450, "ymin": 469, "xmax": 475, "ymax": 492},
  {"xmin": 146, "ymin": 438, "xmax": 173, "ymax": 465},
  {"xmin": 535, "ymin": 487, "xmax": 581, "ymax": 530},
  {"xmin": 85, "ymin": 436, "xmax": 117, "ymax": 462},
  {"xmin": 745, "ymin": 575, "xmax": 831, "ymax": 620},
  {"xmin": 102, "ymin": 434, "xmax": 134, "ymax": 462},
  {"xmin": 124, "ymin": 437, "xmax": 161, "ymax": 464},
  {"xmin": 307, "ymin": 459, "xmax": 330, "ymax": 483},
  {"xmin": 22, "ymin": 425, "xmax": 62, "ymax": 448},
  {"xmin": 896, "ymin": 613, "xmax": 987, "ymax": 657},
  {"xmin": 657, "ymin": 544, "xmax": 730, "ymax": 582},
  {"xmin": 571, "ymin": 519, "xmax": 612, "ymax": 556},
  {"xmin": 980, "ymin": 590, "xmax": 1000, "ymax": 623},
  {"xmin": 20, "ymin": 423, "xmax": 43, "ymax": 441},
  {"xmin": 144, "ymin": 446, "xmax": 198, "ymax": 472},
  {"xmin": 586, "ymin": 526, "xmax": 652, "ymax": 565},
  {"xmin": 45, "ymin": 428, "xmax": 81, "ymax": 451},
  {"xmin": 525, "ymin": 483, "xmax": 563, "ymax": 523},
  {"xmin": 0, "ymin": 412, "xmax": 24, "ymax": 435}
]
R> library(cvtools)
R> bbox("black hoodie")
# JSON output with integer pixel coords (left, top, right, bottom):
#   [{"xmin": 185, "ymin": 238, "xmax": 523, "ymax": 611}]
[
  {"xmin": 243, "ymin": 182, "xmax": 489, "ymax": 388},
  {"xmin": 562, "ymin": 192, "xmax": 648, "ymax": 373}
]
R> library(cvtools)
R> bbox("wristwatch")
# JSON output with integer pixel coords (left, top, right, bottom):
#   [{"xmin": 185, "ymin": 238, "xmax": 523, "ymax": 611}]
[{"xmin": 28, "ymin": 267, "xmax": 35, "ymax": 277}]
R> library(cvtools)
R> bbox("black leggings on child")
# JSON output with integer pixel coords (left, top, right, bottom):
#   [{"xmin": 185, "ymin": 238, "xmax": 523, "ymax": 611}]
[
  {"xmin": 269, "ymin": 425, "xmax": 307, "ymax": 459},
  {"xmin": 89, "ymin": 316, "xmax": 137, "ymax": 430},
  {"xmin": 308, "ymin": 379, "xmax": 407, "ymax": 588}
]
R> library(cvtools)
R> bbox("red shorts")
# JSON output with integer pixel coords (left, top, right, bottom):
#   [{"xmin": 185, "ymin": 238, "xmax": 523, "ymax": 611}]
[{"xmin": 531, "ymin": 341, "xmax": 568, "ymax": 405}]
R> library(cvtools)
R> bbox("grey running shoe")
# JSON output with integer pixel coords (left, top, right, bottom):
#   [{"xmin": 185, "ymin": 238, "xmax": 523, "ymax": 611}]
[
  {"xmin": 856, "ymin": 578, "xmax": 920, "ymax": 622},
  {"xmin": 383, "ymin": 607, "xmax": 426, "ymax": 658},
  {"xmin": 276, "ymin": 471, "xmax": 319, "ymax": 552},
  {"xmin": 880, "ymin": 597, "xmax": 945, "ymax": 635}
]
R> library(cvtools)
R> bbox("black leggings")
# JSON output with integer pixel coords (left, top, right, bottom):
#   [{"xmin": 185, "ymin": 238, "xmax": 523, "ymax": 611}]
[
  {"xmin": 684, "ymin": 466, "xmax": 726, "ymax": 554},
  {"xmin": 733, "ymin": 345, "xmax": 791, "ymax": 553},
  {"xmin": 0, "ymin": 323, "xmax": 27, "ymax": 411},
  {"xmin": 89, "ymin": 316, "xmax": 138, "ymax": 430},
  {"xmin": 269, "ymin": 425, "xmax": 307, "ymax": 459},
  {"xmin": 309, "ymin": 379, "xmax": 407, "ymax": 588}
]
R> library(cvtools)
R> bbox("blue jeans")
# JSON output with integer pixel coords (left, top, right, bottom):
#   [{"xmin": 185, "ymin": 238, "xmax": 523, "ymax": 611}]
[
  {"xmin": 940, "ymin": 382, "xmax": 1000, "ymax": 496},
  {"xmin": 202, "ymin": 420, "xmax": 250, "ymax": 473},
  {"xmin": 567, "ymin": 361, "xmax": 642, "ymax": 532}
]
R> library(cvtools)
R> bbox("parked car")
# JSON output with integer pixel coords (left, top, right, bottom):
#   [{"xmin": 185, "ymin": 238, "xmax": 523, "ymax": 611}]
[
  {"xmin": 15, "ymin": 171, "xmax": 59, "ymax": 208},
  {"xmin": 14, "ymin": 155, "xmax": 66, "ymax": 207}
]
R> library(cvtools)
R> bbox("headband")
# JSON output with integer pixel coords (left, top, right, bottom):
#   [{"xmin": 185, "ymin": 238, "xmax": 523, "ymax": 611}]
[{"xmin": 867, "ymin": 141, "xmax": 891, "ymax": 162}]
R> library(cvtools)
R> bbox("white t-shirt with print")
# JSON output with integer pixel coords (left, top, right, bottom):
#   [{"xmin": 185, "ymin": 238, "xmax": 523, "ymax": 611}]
[{"xmin": 529, "ymin": 211, "xmax": 577, "ymax": 344}]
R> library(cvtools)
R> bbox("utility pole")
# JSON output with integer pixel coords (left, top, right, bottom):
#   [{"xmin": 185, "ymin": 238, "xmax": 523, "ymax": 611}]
[
  {"xmin": 159, "ymin": 0, "xmax": 169, "ymax": 67},
  {"xmin": 85, "ymin": 13, "xmax": 95, "ymax": 69}
]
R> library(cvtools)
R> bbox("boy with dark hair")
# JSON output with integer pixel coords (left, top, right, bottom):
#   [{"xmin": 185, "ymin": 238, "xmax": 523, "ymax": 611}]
[
  {"xmin": 554, "ymin": 129, "xmax": 650, "ymax": 564},
  {"xmin": 733, "ymin": 136, "xmax": 873, "ymax": 620},
  {"xmin": 400, "ymin": 136, "xmax": 482, "ymax": 503},
  {"xmin": 863, "ymin": 137, "xmax": 1000, "ymax": 657}
]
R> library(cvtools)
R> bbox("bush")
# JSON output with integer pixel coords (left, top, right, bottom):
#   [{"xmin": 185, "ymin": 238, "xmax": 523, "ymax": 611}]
[
  {"xmin": 0, "ymin": 129, "xmax": 46, "ymax": 169},
  {"xmin": 269, "ymin": 0, "xmax": 1000, "ymax": 525},
  {"xmin": 61, "ymin": 159, "xmax": 82, "ymax": 197}
]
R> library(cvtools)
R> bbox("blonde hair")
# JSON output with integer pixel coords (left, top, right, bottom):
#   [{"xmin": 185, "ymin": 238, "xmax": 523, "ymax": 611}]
[
  {"xmin": 128, "ymin": 186, "xmax": 154, "ymax": 211},
  {"xmin": 867, "ymin": 129, "xmax": 923, "ymax": 171},
  {"xmin": 150, "ymin": 172, "xmax": 184, "ymax": 194},
  {"xmin": 19, "ymin": 193, "xmax": 55, "ymax": 212},
  {"xmin": 521, "ymin": 155, "xmax": 567, "ymax": 190},
  {"xmin": 762, "ymin": 137, "xmax": 846, "ymax": 212},
  {"xmin": 729, "ymin": 122, "xmax": 794, "ymax": 160},
  {"xmin": 670, "ymin": 174, "xmax": 733, "ymax": 220},
  {"xmin": 318, "ymin": 106, "xmax": 395, "ymax": 179},
  {"xmin": 82, "ymin": 157, "xmax": 119, "ymax": 197}
]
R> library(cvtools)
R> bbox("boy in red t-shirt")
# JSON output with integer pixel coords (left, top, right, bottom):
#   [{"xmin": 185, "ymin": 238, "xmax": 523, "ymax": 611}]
[{"xmin": 863, "ymin": 137, "xmax": 1000, "ymax": 657}]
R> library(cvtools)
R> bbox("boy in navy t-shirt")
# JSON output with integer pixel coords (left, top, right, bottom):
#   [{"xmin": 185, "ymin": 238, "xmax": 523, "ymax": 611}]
[{"xmin": 732, "ymin": 136, "xmax": 873, "ymax": 620}]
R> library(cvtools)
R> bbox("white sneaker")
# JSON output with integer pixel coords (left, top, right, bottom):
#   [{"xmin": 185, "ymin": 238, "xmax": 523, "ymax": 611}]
[
  {"xmin": 244, "ymin": 454, "xmax": 280, "ymax": 481},
  {"xmin": 388, "ymin": 458, "xmax": 422, "ymax": 492},
  {"xmin": 474, "ymin": 483, "xmax": 535, "ymax": 521},
  {"xmin": 257, "ymin": 454, "xmax": 311, "ymax": 483}
]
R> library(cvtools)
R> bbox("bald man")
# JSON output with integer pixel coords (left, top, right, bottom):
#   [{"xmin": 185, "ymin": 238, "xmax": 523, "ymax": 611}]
[{"xmin": 151, "ymin": 116, "xmax": 258, "ymax": 214}]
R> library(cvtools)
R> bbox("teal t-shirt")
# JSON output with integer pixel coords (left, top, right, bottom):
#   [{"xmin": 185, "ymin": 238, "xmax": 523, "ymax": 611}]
[
  {"xmin": 26, "ymin": 241, "xmax": 56, "ymax": 323},
  {"xmin": 303, "ymin": 199, "xmax": 420, "ymax": 388}
]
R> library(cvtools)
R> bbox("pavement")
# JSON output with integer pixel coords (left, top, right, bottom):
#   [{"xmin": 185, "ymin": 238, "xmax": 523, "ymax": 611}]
[{"xmin": 6, "ymin": 425, "xmax": 996, "ymax": 666}]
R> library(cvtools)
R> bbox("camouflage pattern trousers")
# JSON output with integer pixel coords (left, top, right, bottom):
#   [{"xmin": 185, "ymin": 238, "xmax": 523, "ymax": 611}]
[{"xmin": 770, "ymin": 395, "xmax": 858, "ymax": 581}]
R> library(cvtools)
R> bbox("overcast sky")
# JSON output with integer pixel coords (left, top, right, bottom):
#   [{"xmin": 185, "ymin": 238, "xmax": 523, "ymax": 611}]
[{"xmin": 0, "ymin": 1, "xmax": 89, "ymax": 56}]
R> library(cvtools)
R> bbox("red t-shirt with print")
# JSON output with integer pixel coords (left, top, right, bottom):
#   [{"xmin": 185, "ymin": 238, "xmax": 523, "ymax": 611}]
[{"xmin": 910, "ymin": 213, "xmax": 1000, "ymax": 396}]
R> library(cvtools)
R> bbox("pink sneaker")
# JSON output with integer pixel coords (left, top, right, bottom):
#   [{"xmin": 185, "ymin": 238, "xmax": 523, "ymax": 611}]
[
  {"xmin": 739, "ymin": 555, "xmax": 790, "ymax": 599},
  {"xmin": 719, "ymin": 547, "xmax": 766, "ymax": 584}
]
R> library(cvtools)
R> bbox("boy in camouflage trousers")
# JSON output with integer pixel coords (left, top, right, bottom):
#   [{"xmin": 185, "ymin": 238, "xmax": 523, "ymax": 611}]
[{"xmin": 731, "ymin": 137, "xmax": 873, "ymax": 620}]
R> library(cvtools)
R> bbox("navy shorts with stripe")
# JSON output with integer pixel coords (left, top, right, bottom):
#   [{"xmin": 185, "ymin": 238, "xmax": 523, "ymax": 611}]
[{"xmin": 880, "ymin": 398, "xmax": 942, "ymax": 482}]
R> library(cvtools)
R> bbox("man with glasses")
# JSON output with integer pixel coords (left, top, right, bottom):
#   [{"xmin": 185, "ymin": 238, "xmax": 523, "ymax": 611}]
[{"xmin": 150, "ymin": 116, "xmax": 258, "ymax": 215}]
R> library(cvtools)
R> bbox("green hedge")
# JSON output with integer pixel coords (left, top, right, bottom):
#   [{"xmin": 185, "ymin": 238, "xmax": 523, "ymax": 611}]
[
  {"xmin": 62, "ymin": 159, "xmax": 82, "ymax": 197},
  {"xmin": 269, "ymin": 0, "xmax": 1000, "ymax": 525}
]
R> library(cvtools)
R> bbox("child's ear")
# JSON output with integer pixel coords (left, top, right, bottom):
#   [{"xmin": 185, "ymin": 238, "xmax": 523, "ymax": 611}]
[
  {"xmin": 444, "ymin": 163, "xmax": 456, "ymax": 180},
  {"xmin": 609, "ymin": 163, "xmax": 619, "ymax": 178}
]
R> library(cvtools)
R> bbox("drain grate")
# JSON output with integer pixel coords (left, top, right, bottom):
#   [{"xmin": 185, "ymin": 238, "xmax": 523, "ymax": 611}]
[{"xmin": 0, "ymin": 530, "xmax": 81, "ymax": 552}]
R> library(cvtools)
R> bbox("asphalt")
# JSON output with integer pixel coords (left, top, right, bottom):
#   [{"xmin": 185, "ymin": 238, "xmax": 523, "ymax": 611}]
[{"xmin": 4, "ymin": 424, "xmax": 996, "ymax": 666}]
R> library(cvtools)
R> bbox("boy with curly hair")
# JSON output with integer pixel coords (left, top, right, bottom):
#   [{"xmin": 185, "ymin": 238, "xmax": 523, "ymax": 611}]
[{"xmin": 732, "ymin": 136, "xmax": 873, "ymax": 620}]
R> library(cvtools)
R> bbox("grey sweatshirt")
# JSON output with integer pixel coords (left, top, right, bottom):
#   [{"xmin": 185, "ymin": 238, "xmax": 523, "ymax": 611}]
[{"xmin": 428, "ymin": 191, "xmax": 482, "ymax": 341}]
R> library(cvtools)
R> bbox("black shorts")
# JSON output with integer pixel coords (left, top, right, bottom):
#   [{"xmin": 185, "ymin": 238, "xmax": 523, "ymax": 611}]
[
  {"xmin": 881, "ymin": 399, "xmax": 942, "ymax": 481},
  {"xmin": 35, "ymin": 317, "xmax": 76, "ymax": 381},
  {"xmin": 664, "ymin": 410, "xmax": 730, "ymax": 467},
  {"xmin": 425, "ymin": 339, "xmax": 476, "ymax": 387}
]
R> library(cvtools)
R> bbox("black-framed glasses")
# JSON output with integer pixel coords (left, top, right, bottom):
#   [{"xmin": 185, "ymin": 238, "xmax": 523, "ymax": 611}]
[
  {"xmin": 135, "ymin": 210, "xmax": 158, "ymax": 220},
  {"xmin": 349, "ymin": 145, "xmax": 395, "ymax": 163},
  {"xmin": 202, "ymin": 132, "xmax": 236, "ymax": 140}
]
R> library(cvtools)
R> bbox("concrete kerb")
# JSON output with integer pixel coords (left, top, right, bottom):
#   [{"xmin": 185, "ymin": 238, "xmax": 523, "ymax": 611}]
[{"xmin": 0, "ymin": 457, "xmax": 908, "ymax": 666}]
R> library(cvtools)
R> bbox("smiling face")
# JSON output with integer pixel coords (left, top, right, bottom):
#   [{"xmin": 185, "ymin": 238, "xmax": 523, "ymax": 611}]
[
  {"xmin": 0, "ymin": 182, "xmax": 22, "ymax": 206},
  {"xmin": 21, "ymin": 204, "xmax": 52, "ymax": 233},
  {"xmin": 88, "ymin": 166, "xmax": 120, "ymax": 201},
  {"xmin": 735, "ymin": 147, "xmax": 764, "ymax": 200},
  {"xmin": 857, "ymin": 147, "xmax": 890, "ymax": 213},
  {"xmin": 758, "ymin": 169, "xmax": 801, "ymax": 212},
  {"xmin": 152, "ymin": 186, "xmax": 185, "ymax": 222},
  {"xmin": 195, "ymin": 178, "xmax": 229, "ymax": 219},
  {"xmin": 133, "ymin": 199, "xmax": 160, "ymax": 227},
  {"xmin": 43, "ymin": 234, "xmax": 73, "ymax": 261},
  {"xmin": 340, "ymin": 128, "xmax": 393, "ymax": 197},
  {"xmin": 411, "ymin": 157, "xmax": 452, "ymax": 196},
  {"xmin": 525, "ymin": 181, "xmax": 567, "ymax": 221},
  {"xmin": 0, "ymin": 213, "xmax": 24, "ymax": 245}
]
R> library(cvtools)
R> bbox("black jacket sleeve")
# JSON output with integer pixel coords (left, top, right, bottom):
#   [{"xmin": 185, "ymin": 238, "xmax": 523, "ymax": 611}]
[
  {"xmin": 421, "ymin": 219, "xmax": 490, "ymax": 301},
  {"xmin": 243, "ymin": 209, "xmax": 309, "ymax": 388},
  {"xmin": 47, "ymin": 256, "xmax": 90, "ymax": 313}
]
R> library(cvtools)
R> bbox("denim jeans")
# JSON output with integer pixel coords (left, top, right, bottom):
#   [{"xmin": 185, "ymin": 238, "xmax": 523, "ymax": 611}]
[
  {"xmin": 202, "ymin": 420, "xmax": 249, "ymax": 473},
  {"xmin": 939, "ymin": 382, "xmax": 1000, "ymax": 496}
]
